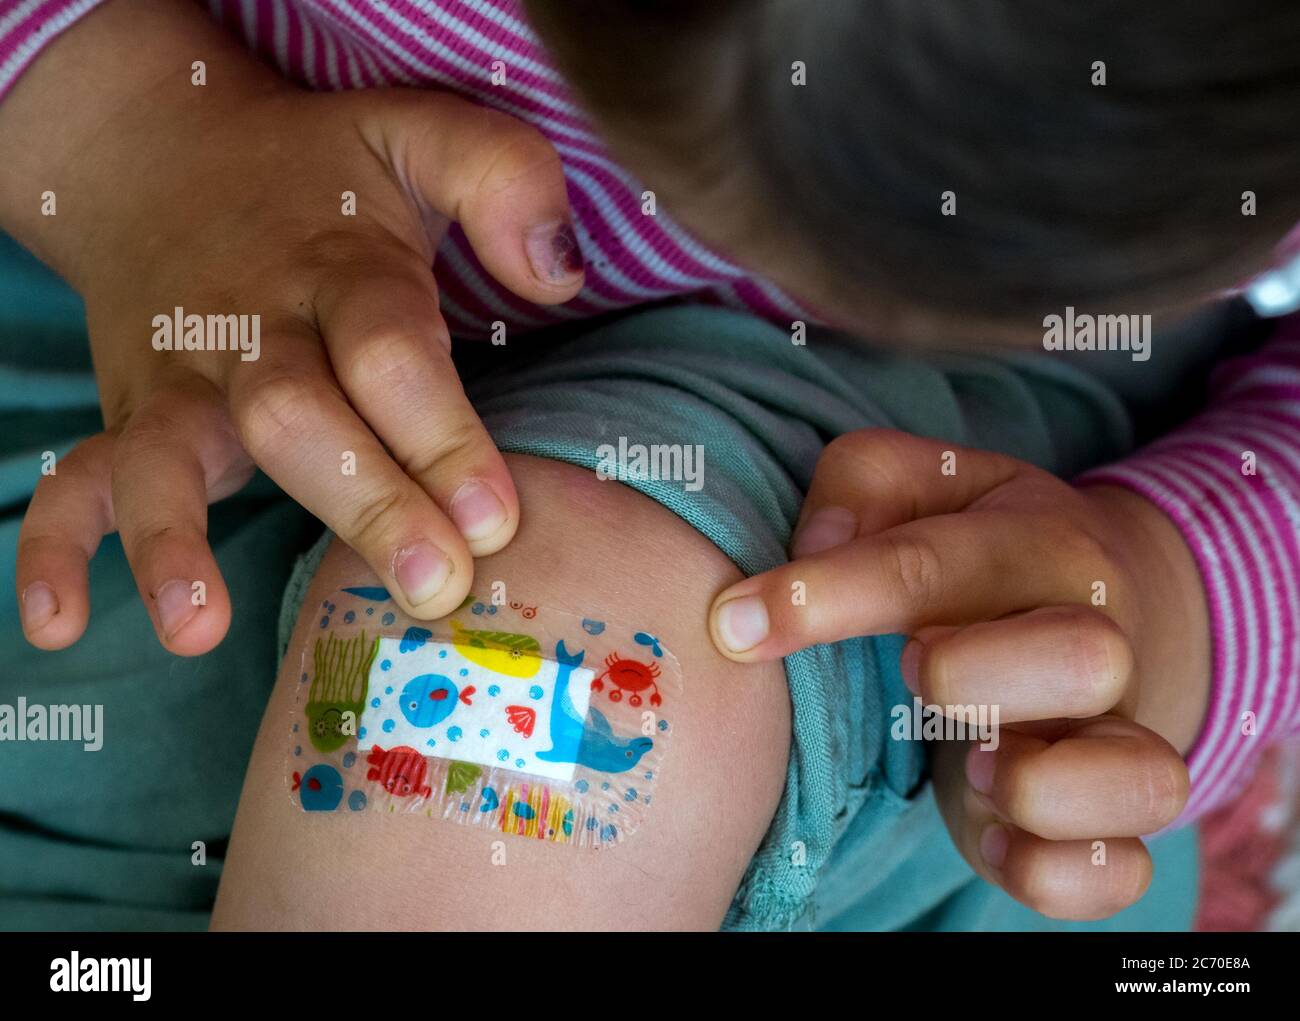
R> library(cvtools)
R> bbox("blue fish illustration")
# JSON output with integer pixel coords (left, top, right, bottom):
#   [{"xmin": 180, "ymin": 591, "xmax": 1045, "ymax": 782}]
[
  {"xmin": 535, "ymin": 640, "xmax": 653, "ymax": 773},
  {"xmin": 634, "ymin": 631, "xmax": 663, "ymax": 657},
  {"xmin": 342, "ymin": 586, "xmax": 392, "ymax": 601},
  {"xmin": 294, "ymin": 764, "xmax": 344, "ymax": 812},
  {"xmin": 398, "ymin": 673, "xmax": 465, "ymax": 728}
]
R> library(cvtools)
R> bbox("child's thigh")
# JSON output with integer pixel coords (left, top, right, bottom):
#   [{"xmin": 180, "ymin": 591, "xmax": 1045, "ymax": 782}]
[{"xmin": 211, "ymin": 454, "xmax": 791, "ymax": 930}]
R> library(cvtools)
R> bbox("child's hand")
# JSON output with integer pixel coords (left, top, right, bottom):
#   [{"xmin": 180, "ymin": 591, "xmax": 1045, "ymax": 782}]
[
  {"xmin": 708, "ymin": 429, "xmax": 1210, "ymax": 919},
  {"xmin": 13, "ymin": 70, "xmax": 583, "ymax": 654}
]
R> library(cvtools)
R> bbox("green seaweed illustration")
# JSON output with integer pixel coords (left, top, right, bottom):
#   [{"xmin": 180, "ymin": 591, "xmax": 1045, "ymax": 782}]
[{"xmin": 306, "ymin": 631, "xmax": 379, "ymax": 752}]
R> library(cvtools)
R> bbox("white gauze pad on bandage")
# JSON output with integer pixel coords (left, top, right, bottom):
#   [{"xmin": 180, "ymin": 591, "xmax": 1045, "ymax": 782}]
[
  {"xmin": 359, "ymin": 636, "xmax": 594, "ymax": 783},
  {"xmin": 286, "ymin": 587, "xmax": 679, "ymax": 848}
]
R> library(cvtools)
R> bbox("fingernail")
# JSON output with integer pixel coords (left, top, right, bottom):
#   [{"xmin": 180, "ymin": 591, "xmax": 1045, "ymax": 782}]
[
  {"xmin": 393, "ymin": 543, "xmax": 453, "ymax": 607},
  {"xmin": 449, "ymin": 479, "xmax": 508, "ymax": 542},
  {"xmin": 21, "ymin": 582, "xmax": 58, "ymax": 633},
  {"xmin": 965, "ymin": 743, "xmax": 996, "ymax": 795},
  {"xmin": 156, "ymin": 579, "xmax": 199, "ymax": 639},
  {"xmin": 714, "ymin": 595, "xmax": 769, "ymax": 654},
  {"xmin": 899, "ymin": 640, "xmax": 922, "ymax": 695},
  {"xmin": 979, "ymin": 822, "xmax": 1010, "ymax": 870},
  {"xmin": 526, "ymin": 221, "xmax": 584, "ymax": 283},
  {"xmin": 790, "ymin": 506, "xmax": 857, "ymax": 558}
]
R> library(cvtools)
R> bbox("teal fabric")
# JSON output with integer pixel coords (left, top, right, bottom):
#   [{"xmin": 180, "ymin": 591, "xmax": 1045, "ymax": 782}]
[
  {"xmin": 0, "ymin": 230, "xmax": 1196, "ymax": 930},
  {"xmin": 0, "ymin": 235, "xmax": 320, "ymax": 930}
]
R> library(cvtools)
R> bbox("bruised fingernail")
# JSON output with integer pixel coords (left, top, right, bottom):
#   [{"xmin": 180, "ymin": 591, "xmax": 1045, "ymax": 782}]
[
  {"xmin": 980, "ymin": 822, "xmax": 1009, "ymax": 870},
  {"xmin": 965, "ymin": 743, "xmax": 996, "ymax": 795},
  {"xmin": 156, "ymin": 579, "xmax": 199, "ymax": 639},
  {"xmin": 21, "ymin": 582, "xmax": 58, "ymax": 633},
  {"xmin": 714, "ymin": 595, "xmax": 769, "ymax": 654},
  {"xmin": 393, "ymin": 543, "xmax": 453, "ymax": 608},
  {"xmin": 526, "ymin": 221, "xmax": 584, "ymax": 284},
  {"xmin": 791, "ymin": 506, "xmax": 857, "ymax": 558},
  {"xmin": 449, "ymin": 479, "xmax": 507, "ymax": 543},
  {"xmin": 899, "ymin": 640, "xmax": 922, "ymax": 695}
]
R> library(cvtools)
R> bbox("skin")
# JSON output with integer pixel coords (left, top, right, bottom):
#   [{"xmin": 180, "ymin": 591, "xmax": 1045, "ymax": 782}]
[
  {"xmin": 0, "ymin": 0, "xmax": 585, "ymax": 654},
  {"xmin": 212, "ymin": 455, "xmax": 790, "ymax": 930},
  {"xmin": 707, "ymin": 430, "xmax": 1206, "ymax": 919},
  {"xmin": 4, "ymin": 0, "xmax": 1218, "ymax": 921}
]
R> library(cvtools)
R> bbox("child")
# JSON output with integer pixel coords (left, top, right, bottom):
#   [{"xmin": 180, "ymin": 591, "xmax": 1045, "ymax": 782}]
[{"xmin": 1, "ymin": 0, "xmax": 1296, "ymax": 922}]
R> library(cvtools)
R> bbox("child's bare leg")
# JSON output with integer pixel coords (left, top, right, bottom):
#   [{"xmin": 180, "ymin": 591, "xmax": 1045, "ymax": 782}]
[{"xmin": 212, "ymin": 454, "xmax": 790, "ymax": 930}]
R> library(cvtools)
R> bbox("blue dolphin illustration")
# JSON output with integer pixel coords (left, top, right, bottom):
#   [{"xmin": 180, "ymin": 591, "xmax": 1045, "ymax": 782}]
[{"xmin": 536, "ymin": 640, "xmax": 653, "ymax": 773}]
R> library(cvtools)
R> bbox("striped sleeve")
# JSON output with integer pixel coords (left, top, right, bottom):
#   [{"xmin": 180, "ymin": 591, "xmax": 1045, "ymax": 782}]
[
  {"xmin": 1081, "ymin": 315, "xmax": 1300, "ymax": 825},
  {"xmin": 0, "ymin": 0, "xmax": 109, "ymax": 103}
]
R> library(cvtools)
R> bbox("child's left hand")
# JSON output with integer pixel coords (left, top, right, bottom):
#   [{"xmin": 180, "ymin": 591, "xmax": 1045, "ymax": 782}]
[{"xmin": 707, "ymin": 429, "xmax": 1210, "ymax": 919}]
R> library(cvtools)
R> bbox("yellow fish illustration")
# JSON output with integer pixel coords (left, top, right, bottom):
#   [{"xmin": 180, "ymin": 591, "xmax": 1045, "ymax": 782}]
[{"xmin": 450, "ymin": 620, "xmax": 543, "ymax": 678}]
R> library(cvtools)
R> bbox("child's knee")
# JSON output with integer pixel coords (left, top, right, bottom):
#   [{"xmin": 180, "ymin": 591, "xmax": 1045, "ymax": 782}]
[{"xmin": 213, "ymin": 454, "xmax": 789, "ymax": 930}]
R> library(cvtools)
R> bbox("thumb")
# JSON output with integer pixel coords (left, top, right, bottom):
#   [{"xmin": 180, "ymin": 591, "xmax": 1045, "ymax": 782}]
[
  {"xmin": 380, "ymin": 90, "xmax": 584, "ymax": 304},
  {"xmin": 789, "ymin": 429, "xmax": 1025, "ymax": 558}
]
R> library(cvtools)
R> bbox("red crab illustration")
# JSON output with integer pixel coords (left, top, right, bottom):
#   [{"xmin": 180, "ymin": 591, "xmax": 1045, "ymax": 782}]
[{"xmin": 590, "ymin": 652, "xmax": 662, "ymax": 707}]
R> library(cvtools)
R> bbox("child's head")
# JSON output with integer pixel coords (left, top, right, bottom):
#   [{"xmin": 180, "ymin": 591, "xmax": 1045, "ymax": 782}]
[{"xmin": 525, "ymin": 0, "xmax": 1300, "ymax": 344}]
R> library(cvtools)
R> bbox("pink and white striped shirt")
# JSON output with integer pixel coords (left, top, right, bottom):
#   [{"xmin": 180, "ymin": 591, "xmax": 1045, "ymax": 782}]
[
  {"xmin": 3, "ymin": 0, "xmax": 1298, "ymax": 825},
  {"xmin": 1084, "ymin": 322, "xmax": 1300, "ymax": 821},
  {"xmin": 194, "ymin": 0, "xmax": 810, "ymax": 335}
]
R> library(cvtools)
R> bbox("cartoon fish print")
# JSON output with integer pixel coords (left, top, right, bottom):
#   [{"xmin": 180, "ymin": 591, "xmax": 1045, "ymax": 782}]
[
  {"xmin": 293, "ymin": 764, "xmax": 344, "ymax": 811},
  {"xmin": 366, "ymin": 745, "xmax": 432, "ymax": 799},
  {"xmin": 398, "ymin": 673, "xmax": 475, "ymax": 728},
  {"xmin": 450, "ymin": 620, "xmax": 542, "ymax": 678},
  {"xmin": 341, "ymin": 586, "xmax": 391, "ymax": 601}
]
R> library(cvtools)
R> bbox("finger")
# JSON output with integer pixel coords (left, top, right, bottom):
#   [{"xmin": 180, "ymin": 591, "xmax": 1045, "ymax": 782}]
[
  {"xmin": 969, "ymin": 719, "xmax": 1189, "ymax": 840},
  {"xmin": 15, "ymin": 433, "xmax": 117, "ymax": 649},
  {"xmin": 904, "ymin": 606, "xmax": 1134, "ymax": 723},
  {"xmin": 379, "ymin": 91, "xmax": 584, "ymax": 302},
  {"xmin": 314, "ymin": 261, "xmax": 519, "ymax": 556},
  {"xmin": 981, "ymin": 825, "xmax": 1153, "ymax": 921},
  {"xmin": 228, "ymin": 319, "xmax": 473, "ymax": 619},
  {"xmin": 790, "ymin": 430, "xmax": 1024, "ymax": 558},
  {"xmin": 111, "ymin": 377, "xmax": 249, "ymax": 655},
  {"xmin": 710, "ymin": 510, "xmax": 1095, "ymax": 660},
  {"xmin": 932, "ymin": 741, "xmax": 1153, "ymax": 921}
]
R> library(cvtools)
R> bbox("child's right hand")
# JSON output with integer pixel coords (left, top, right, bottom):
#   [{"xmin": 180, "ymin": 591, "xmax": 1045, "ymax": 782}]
[
  {"xmin": 708, "ymin": 430, "xmax": 1203, "ymax": 919},
  {"xmin": 5, "ymin": 4, "xmax": 583, "ymax": 655}
]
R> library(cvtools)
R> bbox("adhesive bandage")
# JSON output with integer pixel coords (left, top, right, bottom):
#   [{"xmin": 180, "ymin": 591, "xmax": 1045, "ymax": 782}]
[{"xmin": 287, "ymin": 587, "xmax": 680, "ymax": 848}]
